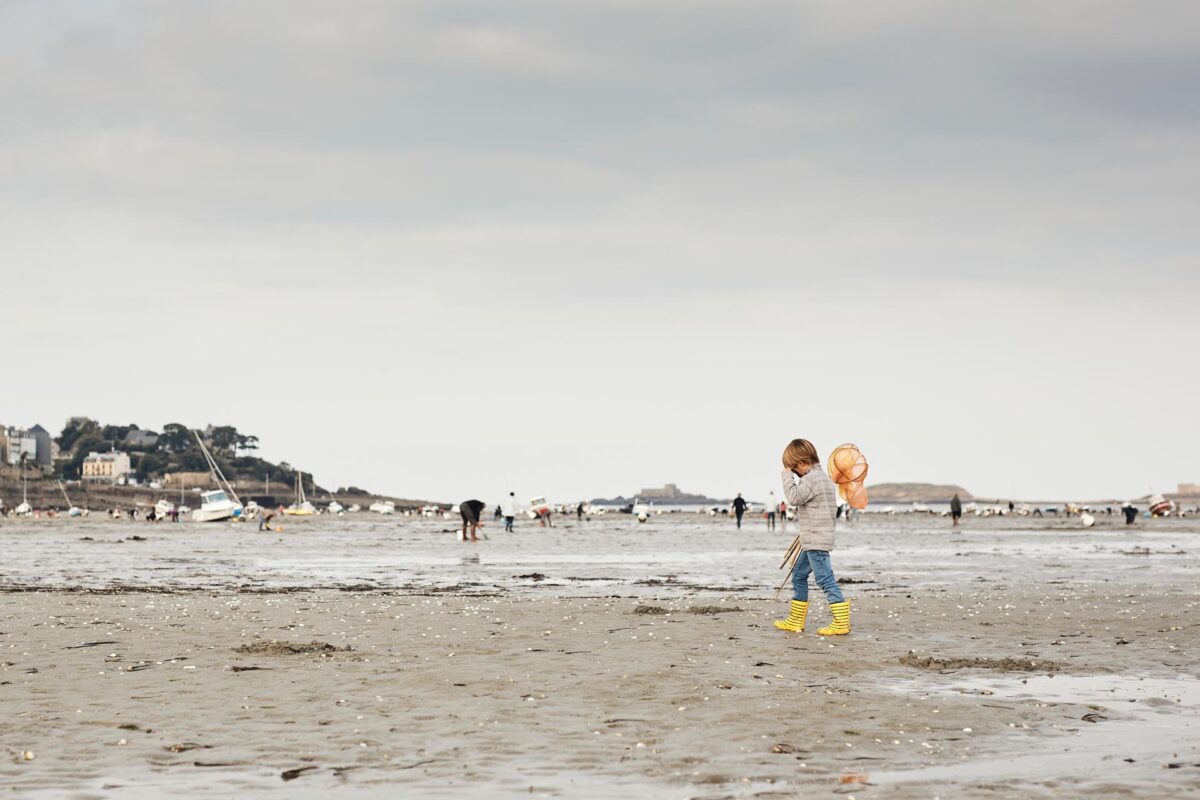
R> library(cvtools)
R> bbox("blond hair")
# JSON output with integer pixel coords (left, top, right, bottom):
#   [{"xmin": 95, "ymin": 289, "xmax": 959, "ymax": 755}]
[{"xmin": 782, "ymin": 439, "xmax": 820, "ymax": 470}]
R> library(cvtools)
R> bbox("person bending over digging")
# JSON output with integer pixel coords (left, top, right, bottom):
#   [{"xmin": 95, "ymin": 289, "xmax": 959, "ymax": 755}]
[
  {"xmin": 774, "ymin": 439, "xmax": 850, "ymax": 635},
  {"xmin": 459, "ymin": 499, "xmax": 486, "ymax": 542}
]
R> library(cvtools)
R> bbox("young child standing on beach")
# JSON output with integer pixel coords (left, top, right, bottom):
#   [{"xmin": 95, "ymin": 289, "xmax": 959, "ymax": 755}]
[{"xmin": 775, "ymin": 439, "xmax": 850, "ymax": 635}]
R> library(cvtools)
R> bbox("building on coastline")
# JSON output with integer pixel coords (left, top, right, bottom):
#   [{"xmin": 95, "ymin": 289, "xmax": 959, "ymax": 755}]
[
  {"xmin": 3, "ymin": 425, "xmax": 52, "ymax": 469},
  {"xmin": 123, "ymin": 429, "xmax": 159, "ymax": 449},
  {"xmin": 28, "ymin": 425, "xmax": 52, "ymax": 467},
  {"xmin": 640, "ymin": 483, "xmax": 683, "ymax": 499},
  {"xmin": 82, "ymin": 451, "xmax": 132, "ymax": 483},
  {"xmin": 165, "ymin": 471, "xmax": 215, "ymax": 490}
]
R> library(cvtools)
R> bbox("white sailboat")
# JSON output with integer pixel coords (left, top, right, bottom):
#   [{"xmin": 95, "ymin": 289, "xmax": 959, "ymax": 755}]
[
  {"xmin": 14, "ymin": 468, "xmax": 32, "ymax": 515},
  {"xmin": 284, "ymin": 472, "xmax": 317, "ymax": 516},
  {"xmin": 327, "ymin": 500, "xmax": 345, "ymax": 514},
  {"xmin": 191, "ymin": 430, "xmax": 244, "ymax": 522}
]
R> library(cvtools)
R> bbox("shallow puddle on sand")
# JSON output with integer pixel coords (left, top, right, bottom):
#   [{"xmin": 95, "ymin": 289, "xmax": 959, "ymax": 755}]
[{"xmin": 870, "ymin": 673, "xmax": 1200, "ymax": 788}]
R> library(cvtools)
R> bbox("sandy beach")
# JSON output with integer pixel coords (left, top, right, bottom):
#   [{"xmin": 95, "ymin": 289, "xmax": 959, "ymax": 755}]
[{"xmin": 1, "ymin": 515, "xmax": 1197, "ymax": 798}]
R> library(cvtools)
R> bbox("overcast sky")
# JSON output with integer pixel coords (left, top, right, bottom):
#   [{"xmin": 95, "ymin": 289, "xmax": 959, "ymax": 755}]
[{"xmin": 3, "ymin": 1, "xmax": 1197, "ymax": 504}]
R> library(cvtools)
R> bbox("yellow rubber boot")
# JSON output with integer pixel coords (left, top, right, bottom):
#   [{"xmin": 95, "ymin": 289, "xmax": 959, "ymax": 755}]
[
  {"xmin": 817, "ymin": 600, "xmax": 850, "ymax": 635},
  {"xmin": 774, "ymin": 600, "xmax": 808, "ymax": 632}
]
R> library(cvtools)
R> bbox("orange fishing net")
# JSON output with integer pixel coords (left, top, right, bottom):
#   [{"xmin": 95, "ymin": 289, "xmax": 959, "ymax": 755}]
[{"xmin": 828, "ymin": 443, "xmax": 869, "ymax": 510}]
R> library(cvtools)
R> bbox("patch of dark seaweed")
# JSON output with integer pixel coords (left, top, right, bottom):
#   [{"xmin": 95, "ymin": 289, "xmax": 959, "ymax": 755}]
[
  {"xmin": 687, "ymin": 605, "xmax": 745, "ymax": 615},
  {"xmin": 633, "ymin": 605, "xmax": 744, "ymax": 615},
  {"xmin": 900, "ymin": 652, "xmax": 1061, "ymax": 673},
  {"xmin": 233, "ymin": 640, "xmax": 352, "ymax": 656},
  {"xmin": 633, "ymin": 605, "xmax": 670, "ymax": 615}
]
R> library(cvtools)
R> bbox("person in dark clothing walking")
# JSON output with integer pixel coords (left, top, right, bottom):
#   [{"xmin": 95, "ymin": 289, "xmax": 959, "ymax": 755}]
[
  {"xmin": 459, "ymin": 499, "xmax": 486, "ymax": 542},
  {"xmin": 950, "ymin": 494, "xmax": 963, "ymax": 526},
  {"xmin": 733, "ymin": 493, "xmax": 747, "ymax": 529},
  {"xmin": 1122, "ymin": 502, "xmax": 1138, "ymax": 525}
]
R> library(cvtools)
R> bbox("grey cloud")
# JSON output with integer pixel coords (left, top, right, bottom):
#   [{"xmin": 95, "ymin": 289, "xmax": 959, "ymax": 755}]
[{"xmin": 2, "ymin": 1, "xmax": 1198, "ymax": 499}]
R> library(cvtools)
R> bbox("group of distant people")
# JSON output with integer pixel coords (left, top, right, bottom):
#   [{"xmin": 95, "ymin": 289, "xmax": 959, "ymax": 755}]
[
  {"xmin": 458, "ymin": 494, "xmax": 590, "ymax": 542},
  {"xmin": 730, "ymin": 491, "xmax": 792, "ymax": 531}
]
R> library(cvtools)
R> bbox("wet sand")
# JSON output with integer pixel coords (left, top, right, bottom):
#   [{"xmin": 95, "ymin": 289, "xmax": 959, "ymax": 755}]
[{"xmin": 2, "ymin": 580, "xmax": 1197, "ymax": 797}]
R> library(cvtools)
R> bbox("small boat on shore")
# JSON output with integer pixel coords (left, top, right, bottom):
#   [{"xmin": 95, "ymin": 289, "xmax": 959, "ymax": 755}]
[
  {"xmin": 58, "ymin": 481, "xmax": 85, "ymax": 517},
  {"xmin": 284, "ymin": 472, "xmax": 317, "ymax": 516},
  {"xmin": 1148, "ymin": 494, "xmax": 1175, "ymax": 517},
  {"xmin": 369, "ymin": 500, "xmax": 395, "ymax": 514},
  {"xmin": 527, "ymin": 496, "xmax": 551, "ymax": 520},
  {"xmin": 193, "ymin": 489, "xmax": 241, "ymax": 522},
  {"xmin": 14, "ymin": 470, "xmax": 32, "ymax": 515},
  {"xmin": 190, "ymin": 430, "xmax": 244, "ymax": 522},
  {"xmin": 328, "ymin": 501, "xmax": 344, "ymax": 514}
]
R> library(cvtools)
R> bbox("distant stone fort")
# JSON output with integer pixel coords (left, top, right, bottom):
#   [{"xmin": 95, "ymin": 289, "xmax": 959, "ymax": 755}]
[{"xmin": 592, "ymin": 484, "xmax": 728, "ymax": 505}]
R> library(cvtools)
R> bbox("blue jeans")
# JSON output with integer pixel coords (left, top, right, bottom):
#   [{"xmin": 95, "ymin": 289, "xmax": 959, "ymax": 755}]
[{"xmin": 792, "ymin": 550, "xmax": 844, "ymax": 603}]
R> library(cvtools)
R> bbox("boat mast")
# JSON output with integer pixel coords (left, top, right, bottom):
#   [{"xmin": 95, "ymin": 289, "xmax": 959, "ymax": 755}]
[{"xmin": 193, "ymin": 430, "xmax": 242, "ymax": 506}]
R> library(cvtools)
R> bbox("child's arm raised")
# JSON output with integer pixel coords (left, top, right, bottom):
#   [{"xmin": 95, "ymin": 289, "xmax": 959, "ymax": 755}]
[{"xmin": 781, "ymin": 468, "xmax": 817, "ymax": 507}]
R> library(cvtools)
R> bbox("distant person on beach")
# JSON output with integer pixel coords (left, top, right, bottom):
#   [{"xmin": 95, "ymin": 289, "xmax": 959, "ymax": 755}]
[
  {"xmin": 733, "ymin": 494, "xmax": 747, "ymax": 529},
  {"xmin": 577, "ymin": 502, "xmax": 584, "ymax": 521},
  {"xmin": 460, "ymin": 499, "xmax": 486, "ymax": 542},
  {"xmin": 765, "ymin": 491, "xmax": 777, "ymax": 530},
  {"xmin": 1122, "ymin": 502, "xmax": 1138, "ymax": 525},
  {"xmin": 259, "ymin": 510, "xmax": 276, "ymax": 531},
  {"xmin": 500, "ymin": 492, "xmax": 516, "ymax": 532},
  {"xmin": 775, "ymin": 438, "xmax": 849, "ymax": 636},
  {"xmin": 950, "ymin": 494, "xmax": 963, "ymax": 526}
]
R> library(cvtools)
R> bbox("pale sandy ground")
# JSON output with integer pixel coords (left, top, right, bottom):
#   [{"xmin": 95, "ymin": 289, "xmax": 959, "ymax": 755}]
[{"xmin": 1, "ymin": 585, "xmax": 1197, "ymax": 798}]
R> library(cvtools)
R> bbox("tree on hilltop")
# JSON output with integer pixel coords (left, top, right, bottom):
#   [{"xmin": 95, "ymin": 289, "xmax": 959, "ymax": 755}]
[
  {"xmin": 56, "ymin": 418, "xmax": 99, "ymax": 453},
  {"xmin": 159, "ymin": 423, "xmax": 192, "ymax": 453},
  {"xmin": 101, "ymin": 424, "xmax": 138, "ymax": 444},
  {"xmin": 208, "ymin": 426, "xmax": 241, "ymax": 453}
]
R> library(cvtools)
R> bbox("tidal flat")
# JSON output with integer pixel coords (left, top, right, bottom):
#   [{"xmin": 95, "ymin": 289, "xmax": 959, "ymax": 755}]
[{"xmin": 1, "ymin": 514, "xmax": 1196, "ymax": 797}]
